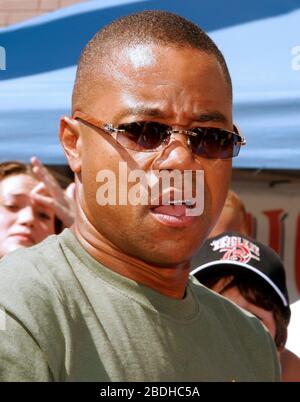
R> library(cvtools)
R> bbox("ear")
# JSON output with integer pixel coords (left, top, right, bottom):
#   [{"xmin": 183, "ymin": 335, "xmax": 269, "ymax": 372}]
[{"xmin": 60, "ymin": 116, "xmax": 82, "ymax": 174}]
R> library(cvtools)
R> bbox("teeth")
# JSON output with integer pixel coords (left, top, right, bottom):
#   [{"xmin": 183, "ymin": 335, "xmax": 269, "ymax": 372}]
[
  {"xmin": 167, "ymin": 200, "xmax": 183, "ymax": 205},
  {"xmin": 167, "ymin": 200, "xmax": 194, "ymax": 207},
  {"xmin": 185, "ymin": 200, "xmax": 193, "ymax": 206}
]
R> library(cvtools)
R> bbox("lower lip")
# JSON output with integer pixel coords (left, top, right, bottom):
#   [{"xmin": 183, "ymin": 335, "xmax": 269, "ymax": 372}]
[
  {"xmin": 10, "ymin": 234, "xmax": 34, "ymax": 243},
  {"xmin": 150, "ymin": 211, "xmax": 197, "ymax": 228}
]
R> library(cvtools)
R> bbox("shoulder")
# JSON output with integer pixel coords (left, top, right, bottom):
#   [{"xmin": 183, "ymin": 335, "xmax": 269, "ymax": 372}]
[
  {"xmin": 189, "ymin": 277, "xmax": 280, "ymax": 380},
  {"xmin": 0, "ymin": 233, "xmax": 70, "ymax": 300},
  {"xmin": 0, "ymin": 232, "xmax": 80, "ymax": 332},
  {"xmin": 189, "ymin": 275, "xmax": 264, "ymax": 331},
  {"xmin": 0, "ymin": 232, "xmax": 85, "ymax": 380}
]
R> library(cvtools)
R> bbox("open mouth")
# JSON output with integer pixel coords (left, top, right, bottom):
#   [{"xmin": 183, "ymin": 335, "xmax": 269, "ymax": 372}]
[
  {"xmin": 149, "ymin": 198, "xmax": 198, "ymax": 227},
  {"xmin": 167, "ymin": 199, "xmax": 195, "ymax": 208}
]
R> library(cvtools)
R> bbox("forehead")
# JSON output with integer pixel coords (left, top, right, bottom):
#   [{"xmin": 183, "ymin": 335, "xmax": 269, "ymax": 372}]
[
  {"xmin": 0, "ymin": 174, "xmax": 37, "ymax": 198},
  {"xmin": 88, "ymin": 44, "xmax": 232, "ymax": 123}
]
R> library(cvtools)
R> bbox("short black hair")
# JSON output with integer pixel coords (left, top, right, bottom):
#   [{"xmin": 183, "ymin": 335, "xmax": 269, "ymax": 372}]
[{"xmin": 73, "ymin": 10, "xmax": 232, "ymax": 111}]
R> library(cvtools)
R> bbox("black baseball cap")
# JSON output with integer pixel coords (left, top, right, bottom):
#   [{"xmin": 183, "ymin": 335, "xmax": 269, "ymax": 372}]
[{"xmin": 191, "ymin": 232, "xmax": 290, "ymax": 310}]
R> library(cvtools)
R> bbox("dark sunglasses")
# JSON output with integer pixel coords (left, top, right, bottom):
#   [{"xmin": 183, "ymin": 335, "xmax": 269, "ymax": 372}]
[{"xmin": 73, "ymin": 110, "xmax": 246, "ymax": 159}]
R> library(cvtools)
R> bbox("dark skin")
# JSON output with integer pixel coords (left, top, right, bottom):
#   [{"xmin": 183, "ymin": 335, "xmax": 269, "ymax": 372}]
[{"xmin": 60, "ymin": 44, "xmax": 233, "ymax": 299}]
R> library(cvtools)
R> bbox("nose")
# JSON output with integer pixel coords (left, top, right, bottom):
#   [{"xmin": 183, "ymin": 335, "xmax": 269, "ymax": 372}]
[
  {"xmin": 154, "ymin": 133, "xmax": 199, "ymax": 171},
  {"xmin": 17, "ymin": 206, "xmax": 35, "ymax": 227}
]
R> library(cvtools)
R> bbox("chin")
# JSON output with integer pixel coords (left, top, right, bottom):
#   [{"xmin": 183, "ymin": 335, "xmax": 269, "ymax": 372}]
[
  {"xmin": 141, "ymin": 246, "xmax": 197, "ymax": 267},
  {"xmin": 3, "ymin": 241, "xmax": 30, "ymax": 256},
  {"xmin": 137, "ymin": 232, "xmax": 208, "ymax": 267}
]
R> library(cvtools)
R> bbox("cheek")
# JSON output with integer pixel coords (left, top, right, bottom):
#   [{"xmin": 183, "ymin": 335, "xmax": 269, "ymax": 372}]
[
  {"xmin": 80, "ymin": 133, "xmax": 146, "ymax": 215},
  {"xmin": 261, "ymin": 316, "xmax": 277, "ymax": 340},
  {"xmin": 83, "ymin": 159, "xmax": 143, "ymax": 229},
  {"xmin": 34, "ymin": 217, "xmax": 56, "ymax": 239},
  {"xmin": 0, "ymin": 210, "xmax": 15, "ymax": 240},
  {"xmin": 203, "ymin": 159, "xmax": 232, "ymax": 230},
  {"xmin": 0, "ymin": 211, "xmax": 19, "ymax": 256}
]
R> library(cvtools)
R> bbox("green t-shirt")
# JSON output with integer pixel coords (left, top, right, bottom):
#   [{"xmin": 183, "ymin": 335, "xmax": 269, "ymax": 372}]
[{"xmin": 0, "ymin": 229, "xmax": 280, "ymax": 381}]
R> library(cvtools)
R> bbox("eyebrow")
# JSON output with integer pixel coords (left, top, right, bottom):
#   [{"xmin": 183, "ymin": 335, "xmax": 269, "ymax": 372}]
[
  {"xmin": 115, "ymin": 106, "xmax": 164, "ymax": 120},
  {"xmin": 2, "ymin": 193, "xmax": 24, "ymax": 198},
  {"xmin": 3, "ymin": 193, "xmax": 37, "ymax": 200},
  {"xmin": 115, "ymin": 106, "xmax": 228, "ymax": 124},
  {"xmin": 4, "ymin": 192, "xmax": 29, "ymax": 197},
  {"xmin": 196, "ymin": 111, "xmax": 228, "ymax": 123}
]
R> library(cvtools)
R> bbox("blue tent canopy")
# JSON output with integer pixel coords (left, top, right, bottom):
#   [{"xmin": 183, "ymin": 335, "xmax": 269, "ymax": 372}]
[{"xmin": 0, "ymin": 0, "xmax": 299, "ymax": 168}]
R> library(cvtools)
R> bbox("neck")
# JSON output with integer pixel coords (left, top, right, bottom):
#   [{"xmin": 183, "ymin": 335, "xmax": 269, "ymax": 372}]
[{"xmin": 72, "ymin": 202, "xmax": 190, "ymax": 299}]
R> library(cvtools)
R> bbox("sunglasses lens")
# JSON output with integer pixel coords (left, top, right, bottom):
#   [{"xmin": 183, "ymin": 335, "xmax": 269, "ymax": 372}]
[
  {"xmin": 190, "ymin": 128, "xmax": 241, "ymax": 159},
  {"xmin": 114, "ymin": 122, "xmax": 241, "ymax": 157},
  {"xmin": 116, "ymin": 122, "xmax": 169, "ymax": 151}
]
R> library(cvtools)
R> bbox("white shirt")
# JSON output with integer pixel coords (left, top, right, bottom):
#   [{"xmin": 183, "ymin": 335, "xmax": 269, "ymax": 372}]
[{"xmin": 286, "ymin": 300, "xmax": 300, "ymax": 357}]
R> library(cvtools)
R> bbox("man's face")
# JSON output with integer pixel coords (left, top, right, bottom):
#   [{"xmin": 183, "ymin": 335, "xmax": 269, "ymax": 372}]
[
  {"xmin": 72, "ymin": 45, "xmax": 233, "ymax": 266},
  {"xmin": 0, "ymin": 174, "xmax": 55, "ymax": 257}
]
